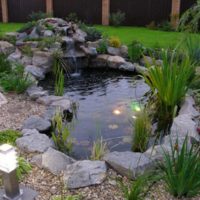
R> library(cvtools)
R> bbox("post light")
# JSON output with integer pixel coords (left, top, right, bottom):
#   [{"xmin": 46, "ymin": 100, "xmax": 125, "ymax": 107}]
[
  {"xmin": 0, "ymin": 144, "xmax": 22, "ymax": 200},
  {"xmin": 0, "ymin": 144, "xmax": 38, "ymax": 200}
]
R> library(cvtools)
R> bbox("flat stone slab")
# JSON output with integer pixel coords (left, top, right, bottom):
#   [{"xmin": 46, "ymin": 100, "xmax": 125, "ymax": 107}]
[
  {"xmin": 32, "ymin": 147, "xmax": 75, "ymax": 175},
  {"xmin": 0, "ymin": 92, "xmax": 7, "ymax": 107},
  {"xmin": 21, "ymin": 129, "xmax": 39, "ymax": 136},
  {"xmin": 25, "ymin": 65, "xmax": 45, "ymax": 80},
  {"xmin": 16, "ymin": 131, "xmax": 53, "ymax": 153},
  {"xmin": 23, "ymin": 115, "xmax": 51, "ymax": 132},
  {"xmin": 27, "ymin": 85, "xmax": 48, "ymax": 100},
  {"xmin": 63, "ymin": 160, "xmax": 107, "ymax": 189},
  {"xmin": 104, "ymin": 151, "xmax": 154, "ymax": 179}
]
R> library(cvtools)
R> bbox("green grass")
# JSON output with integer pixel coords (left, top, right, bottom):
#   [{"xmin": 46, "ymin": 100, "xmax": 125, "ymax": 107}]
[{"xmin": 0, "ymin": 23, "xmax": 199, "ymax": 48}]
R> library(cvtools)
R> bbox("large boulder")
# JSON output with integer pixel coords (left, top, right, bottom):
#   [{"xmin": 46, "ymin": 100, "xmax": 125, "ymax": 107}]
[
  {"xmin": 119, "ymin": 62, "xmax": 135, "ymax": 72},
  {"xmin": 63, "ymin": 160, "xmax": 107, "ymax": 189},
  {"xmin": 26, "ymin": 85, "xmax": 48, "ymax": 100},
  {"xmin": 16, "ymin": 131, "xmax": 53, "ymax": 153},
  {"xmin": 25, "ymin": 65, "xmax": 45, "ymax": 80},
  {"xmin": 103, "ymin": 151, "xmax": 154, "ymax": 179},
  {"xmin": 32, "ymin": 148, "xmax": 75, "ymax": 175},
  {"xmin": 7, "ymin": 49, "xmax": 22, "ymax": 62},
  {"xmin": 0, "ymin": 41, "xmax": 15, "ymax": 55},
  {"xmin": 23, "ymin": 115, "xmax": 51, "ymax": 132},
  {"xmin": 107, "ymin": 55, "xmax": 126, "ymax": 69}
]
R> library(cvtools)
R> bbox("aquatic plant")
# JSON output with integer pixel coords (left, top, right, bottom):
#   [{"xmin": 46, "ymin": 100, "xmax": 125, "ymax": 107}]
[
  {"xmin": 55, "ymin": 67, "xmax": 64, "ymax": 96},
  {"xmin": 52, "ymin": 111, "xmax": 73, "ymax": 154},
  {"xmin": 90, "ymin": 137, "xmax": 108, "ymax": 160},
  {"xmin": 161, "ymin": 137, "xmax": 200, "ymax": 198},
  {"xmin": 132, "ymin": 109, "xmax": 151, "ymax": 152},
  {"xmin": 143, "ymin": 52, "xmax": 195, "ymax": 133},
  {"xmin": 129, "ymin": 40, "xmax": 144, "ymax": 62}
]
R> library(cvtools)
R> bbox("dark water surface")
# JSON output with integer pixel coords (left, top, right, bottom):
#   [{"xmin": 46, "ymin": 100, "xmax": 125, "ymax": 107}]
[{"xmin": 40, "ymin": 69, "xmax": 149, "ymax": 159}]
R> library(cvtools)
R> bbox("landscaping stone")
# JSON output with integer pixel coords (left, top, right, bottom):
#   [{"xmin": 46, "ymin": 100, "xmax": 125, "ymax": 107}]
[
  {"xmin": 29, "ymin": 27, "xmax": 39, "ymax": 39},
  {"xmin": 107, "ymin": 47, "xmax": 121, "ymax": 56},
  {"xmin": 43, "ymin": 106, "xmax": 57, "ymax": 121},
  {"xmin": 119, "ymin": 62, "xmax": 135, "ymax": 72},
  {"xmin": 80, "ymin": 45, "xmax": 97, "ymax": 56},
  {"xmin": 51, "ymin": 99, "xmax": 71, "ymax": 110},
  {"xmin": 0, "ymin": 41, "xmax": 15, "ymax": 55},
  {"xmin": 25, "ymin": 65, "xmax": 45, "ymax": 80},
  {"xmin": 171, "ymin": 114, "xmax": 200, "ymax": 142},
  {"xmin": 91, "ymin": 54, "xmax": 109, "ymax": 68},
  {"xmin": 33, "ymin": 147, "xmax": 75, "ymax": 175},
  {"xmin": 26, "ymin": 85, "xmax": 48, "ymax": 100},
  {"xmin": 63, "ymin": 160, "xmax": 107, "ymax": 189},
  {"xmin": 107, "ymin": 55, "xmax": 126, "ymax": 69},
  {"xmin": 103, "ymin": 151, "xmax": 154, "ymax": 179},
  {"xmin": 120, "ymin": 45, "xmax": 128, "ymax": 57},
  {"xmin": 16, "ymin": 131, "xmax": 53, "ymax": 153},
  {"xmin": 22, "ymin": 115, "xmax": 51, "ymax": 132},
  {"xmin": 179, "ymin": 96, "xmax": 199, "ymax": 118},
  {"xmin": 21, "ymin": 55, "xmax": 32, "ymax": 65},
  {"xmin": 7, "ymin": 49, "xmax": 22, "ymax": 62},
  {"xmin": 0, "ymin": 92, "xmax": 7, "ymax": 107},
  {"xmin": 44, "ymin": 30, "xmax": 54, "ymax": 37},
  {"xmin": 135, "ymin": 64, "xmax": 147, "ymax": 74},
  {"xmin": 21, "ymin": 129, "xmax": 39, "ymax": 136}
]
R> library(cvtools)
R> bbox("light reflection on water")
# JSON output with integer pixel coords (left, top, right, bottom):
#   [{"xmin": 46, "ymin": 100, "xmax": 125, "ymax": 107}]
[{"xmin": 40, "ymin": 68, "xmax": 149, "ymax": 159}]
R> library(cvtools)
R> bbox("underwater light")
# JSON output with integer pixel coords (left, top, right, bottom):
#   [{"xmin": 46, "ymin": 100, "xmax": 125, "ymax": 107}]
[
  {"xmin": 130, "ymin": 101, "xmax": 141, "ymax": 112},
  {"xmin": 113, "ymin": 109, "xmax": 121, "ymax": 115}
]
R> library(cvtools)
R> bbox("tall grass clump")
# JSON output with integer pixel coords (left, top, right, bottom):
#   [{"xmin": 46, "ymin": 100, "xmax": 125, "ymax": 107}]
[
  {"xmin": 0, "ymin": 53, "xmax": 12, "ymax": 74},
  {"xmin": 132, "ymin": 109, "xmax": 151, "ymax": 152},
  {"xmin": 161, "ymin": 137, "xmax": 200, "ymax": 198},
  {"xmin": 52, "ymin": 111, "xmax": 73, "ymax": 154},
  {"xmin": 143, "ymin": 52, "xmax": 195, "ymax": 133}
]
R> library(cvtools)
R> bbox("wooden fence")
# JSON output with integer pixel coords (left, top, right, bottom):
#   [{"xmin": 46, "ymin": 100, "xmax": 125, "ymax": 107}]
[{"xmin": 0, "ymin": 0, "xmax": 195, "ymax": 26}]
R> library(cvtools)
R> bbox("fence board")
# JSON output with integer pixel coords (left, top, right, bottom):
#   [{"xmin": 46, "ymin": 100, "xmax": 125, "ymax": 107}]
[
  {"xmin": 0, "ymin": 0, "xmax": 2, "ymax": 22},
  {"xmin": 7, "ymin": 0, "xmax": 46, "ymax": 22},
  {"xmin": 53, "ymin": 0, "xmax": 102, "ymax": 24},
  {"xmin": 180, "ymin": 0, "xmax": 196, "ymax": 15}
]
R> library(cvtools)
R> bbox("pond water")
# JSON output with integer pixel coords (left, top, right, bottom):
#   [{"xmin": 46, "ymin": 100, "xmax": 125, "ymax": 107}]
[{"xmin": 40, "ymin": 69, "xmax": 149, "ymax": 159}]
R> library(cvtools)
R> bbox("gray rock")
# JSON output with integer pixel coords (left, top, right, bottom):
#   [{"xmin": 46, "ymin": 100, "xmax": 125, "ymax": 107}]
[
  {"xmin": 104, "ymin": 151, "xmax": 154, "ymax": 179},
  {"xmin": 38, "ymin": 148, "xmax": 75, "ymax": 175},
  {"xmin": 29, "ymin": 27, "xmax": 39, "ymax": 39},
  {"xmin": 119, "ymin": 62, "xmax": 135, "ymax": 72},
  {"xmin": 44, "ymin": 30, "xmax": 54, "ymax": 37},
  {"xmin": 25, "ymin": 65, "xmax": 45, "ymax": 80},
  {"xmin": 16, "ymin": 132, "xmax": 53, "ymax": 153},
  {"xmin": 135, "ymin": 64, "xmax": 147, "ymax": 74},
  {"xmin": 179, "ymin": 96, "xmax": 199, "ymax": 118},
  {"xmin": 120, "ymin": 45, "xmax": 128, "ymax": 57},
  {"xmin": 107, "ymin": 55, "xmax": 126, "ymax": 69},
  {"xmin": 80, "ymin": 46, "xmax": 97, "ymax": 56},
  {"xmin": 90, "ymin": 54, "xmax": 109, "ymax": 68},
  {"xmin": 5, "ymin": 32, "xmax": 19, "ymax": 38},
  {"xmin": 43, "ymin": 106, "xmax": 57, "ymax": 121},
  {"xmin": 171, "ymin": 114, "xmax": 199, "ymax": 142},
  {"xmin": 20, "ymin": 55, "xmax": 32, "ymax": 65},
  {"xmin": 7, "ymin": 49, "xmax": 22, "ymax": 62},
  {"xmin": 107, "ymin": 47, "xmax": 121, "ymax": 56},
  {"xmin": 23, "ymin": 115, "xmax": 51, "ymax": 132},
  {"xmin": 63, "ymin": 160, "xmax": 107, "ymax": 189},
  {"xmin": 17, "ymin": 32, "xmax": 27, "ymax": 40},
  {"xmin": 0, "ymin": 92, "xmax": 7, "ymax": 107},
  {"xmin": 21, "ymin": 129, "xmax": 39, "ymax": 136},
  {"xmin": 51, "ymin": 99, "xmax": 71, "ymax": 110},
  {"xmin": 26, "ymin": 85, "xmax": 48, "ymax": 100},
  {"xmin": 140, "ymin": 56, "xmax": 153, "ymax": 66},
  {"xmin": 31, "ymin": 154, "xmax": 42, "ymax": 168},
  {"xmin": 0, "ymin": 41, "xmax": 15, "ymax": 55},
  {"xmin": 37, "ymin": 95, "xmax": 65, "ymax": 105}
]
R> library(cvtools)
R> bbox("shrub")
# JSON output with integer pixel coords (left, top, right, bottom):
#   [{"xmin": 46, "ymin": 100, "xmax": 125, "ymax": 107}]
[
  {"xmin": 157, "ymin": 21, "xmax": 174, "ymax": 32},
  {"xmin": 129, "ymin": 40, "xmax": 144, "ymax": 62},
  {"xmin": 66, "ymin": 12, "xmax": 79, "ymax": 23},
  {"xmin": 143, "ymin": 52, "xmax": 195, "ymax": 133},
  {"xmin": 0, "ymin": 64, "xmax": 32, "ymax": 94},
  {"xmin": 91, "ymin": 137, "xmax": 108, "ymax": 160},
  {"xmin": 109, "ymin": 36, "xmax": 121, "ymax": 48},
  {"xmin": 18, "ymin": 21, "xmax": 37, "ymax": 33},
  {"xmin": 178, "ymin": 0, "xmax": 200, "ymax": 32},
  {"xmin": 132, "ymin": 109, "xmax": 151, "ymax": 152},
  {"xmin": 161, "ymin": 137, "xmax": 200, "ymax": 198},
  {"xmin": 97, "ymin": 39, "xmax": 108, "ymax": 54},
  {"xmin": 0, "ymin": 129, "xmax": 21, "ymax": 145},
  {"xmin": 52, "ymin": 111, "xmax": 73, "ymax": 154},
  {"xmin": 17, "ymin": 157, "xmax": 32, "ymax": 181},
  {"xmin": 28, "ymin": 11, "xmax": 52, "ymax": 21},
  {"xmin": 80, "ymin": 24, "xmax": 102, "ymax": 42},
  {"xmin": 110, "ymin": 10, "xmax": 126, "ymax": 27},
  {"xmin": 0, "ymin": 53, "xmax": 12, "ymax": 74}
]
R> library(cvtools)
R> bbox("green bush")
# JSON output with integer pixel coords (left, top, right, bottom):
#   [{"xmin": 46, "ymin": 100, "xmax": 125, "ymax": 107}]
[
  {"xmin": 110, "ymin": 10, "xmax": 125, "ymax": 27},
  {"xmin": 143, "ymin": 52, "xmax": 195, "ymax": 133},
  {"xmin": 28, "ymin": 11, "xmax": 52, "ymax": 22},
  {"xmin": 97, "ymin": 39, "xmax": 108, "ymax": 54},
  {"xmin": 157, "ymin": 21, "xmax": 174, "ymax": 32},
  {"xmin": 52, "ymin": 111, "xmax": 73, "ymax": 154},
  {"xmin": 132, "ymin": 109, "xmax": 151, "ymax": 152},
  {"xmin": 38, "ymin": 36, "xmax": 61, "ymax": 50},
  {"xmin": 17, "ymin": 157, "xmax": 32, "ymax": 181},
  {"xmin": 0, "ymin": 129, "xmax": 21, "ymax": 145},
  {"xmin": 66, "ymin": 12, "xmax": 79, "ymax": 23},
  {"xmin": 0, "ymin": 64, "xmax": 32, "ymax": 94},
  {"xmin": 109, "ymin": 36, "xmax": 121, "ymax": 48},
  {"xmin": 0, "ymin": 53, "xmax": 12, "ymax": 74},
  {"xmin": 18, "ymin": 21, "xmax": 37, "ymax": 33},
  {"xmin": 161, "ymin": 137, "xmax": 200, "ymax": 198},
  {"xmin": 129, "ymin": 41, "xmax": 144, "ymax": 62}
]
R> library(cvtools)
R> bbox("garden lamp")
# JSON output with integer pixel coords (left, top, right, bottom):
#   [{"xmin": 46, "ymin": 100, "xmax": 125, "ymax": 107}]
[{"xmin": 0, "ymin": 144, "xmax": 23, "ymax": 200}]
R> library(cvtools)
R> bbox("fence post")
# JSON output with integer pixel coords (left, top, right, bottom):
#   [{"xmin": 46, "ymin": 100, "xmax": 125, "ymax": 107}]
[
  {"xmin": 46, "ymin": 0, "xmax": 53, "ymax": 15},
  {"xmin": 102, "ymin": 0, "xmax": 110, "ymax": 25},
  {"xmin": 171, "ymin": 0, "xmax": 181, "ymax": 28},
  {"xmin": 1, "ymin": 0, "xmax": 8, "ymax": 23}
]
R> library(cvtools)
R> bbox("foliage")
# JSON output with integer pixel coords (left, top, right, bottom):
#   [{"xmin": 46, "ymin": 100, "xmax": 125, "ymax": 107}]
[
  {"xmin": 17, "ymin": 157, "xmax": 32, "ymax": 181},
  {"xmin": 110, "ymin": 10, "xmax": 126, "ymax": 27},
  {"xmin": 55, "ymin": 67, "xmax": 64, "ymax": 96},
  {"xmin": 128, "ymin": 40, "xmax": 144, "ymax": 62},
  {"xmin": 143, "ymin": 52, "xmax": 195, "ymax": 132},
  {"xmin": 109, "ymin": 36, "xmax": 121, "ymax": 48},
  {"xmin": 38, "ymin": 36, "xmax": 61, "ymax": 50},
  {"xmin": 28, "ymin": 11, "xmax": 52, "ymax": 22},
  {"xmin": 0, "ymin": 53, "xmax": 12, "ymax": 74},
  {"xmin": 18, "ymin": 21, "xmax": 36, "ymax": 33},
  {"xmin": 132, "ymin": 109, "xmax": 151, "ymax": 152},
  {"xmin": 20, "ymin": 45, "xmax": 33, "ymax": 57},
  {"xmin": 91, "ymin": 137, "xmax": 108, "ymax": 160},
  {"xmin": 161, "ymin": 137, "xmax": 200, "ymax": 198},
  {"xmin": 157, "ymin": 21, "xmax": 174, "ymax": 32},
  {"xmin": 178, "ymin": 0, "xmax": 200, "ymax": 33},
  {"xmin": 0, "ymin": 129, "xmax": 21, "ymax": 145},
  {"xmin": 97, "ymin": 39, "xmax": 108, "ymax": 54},
  {"xmin": 52, "ymin": 111, "xmax": 73, "ymax": 154},
  {"xmin": 0, "ymin": 34, "xmax": 17, "ymax": 45},
  {"xmin": 80, "ymin": 24, "xmax": 102, "ymax": 42},
  {"xmin": 0, "ymin": 63, "xmax": 32, "ymax": 93},
  {"xmin": 66, "ymin": 13, "xmax": 79, "ymax": 23}
]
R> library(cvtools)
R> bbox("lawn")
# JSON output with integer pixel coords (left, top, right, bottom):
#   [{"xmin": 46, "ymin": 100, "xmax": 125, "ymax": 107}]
[{"xmin": 0, "ymin": 22, "xmax": 197, "ymax": 48}]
